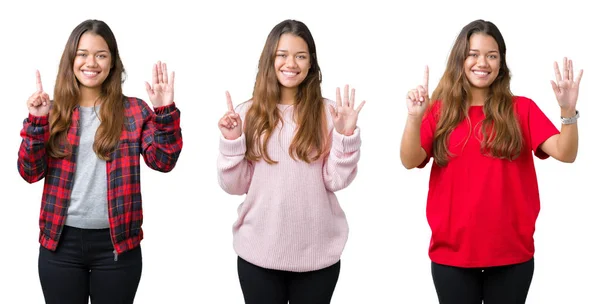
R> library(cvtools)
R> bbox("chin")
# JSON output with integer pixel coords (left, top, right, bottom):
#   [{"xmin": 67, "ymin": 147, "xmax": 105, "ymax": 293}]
[{"xmin": 279, "ymin": 81, "xmax": 299, "ymax": 89}]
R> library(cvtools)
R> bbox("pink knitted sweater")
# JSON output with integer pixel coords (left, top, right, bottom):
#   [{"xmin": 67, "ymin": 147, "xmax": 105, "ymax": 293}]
[{"xmin": 218, "ymin": 99, "xmax": 361, "ymax": 272}]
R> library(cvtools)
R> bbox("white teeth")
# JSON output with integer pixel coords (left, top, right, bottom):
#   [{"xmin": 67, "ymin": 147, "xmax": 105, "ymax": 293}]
[
  {"xmin": 282, "ymin": 71, "xmax": 297, "ymax": 76},
  {"xmin": 83, "ymin": 71, "xmax": 99, "ymax": 76},
  {"xmin": 473, "ymin": 71, "xmax": 489, "ymax": 76}
]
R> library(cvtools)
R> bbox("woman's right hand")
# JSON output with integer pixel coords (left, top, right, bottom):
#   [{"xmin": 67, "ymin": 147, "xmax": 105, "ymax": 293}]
[
  {"xmin": 218, "ymin": 91, "xmax": 242, "ymax": 140},
  {"xmin": 27, "ymin": 70, "xmax": 51, "ymax": 117},
  {"xmin": 406, "ymin": 65, "xmax": 430, "ymax": 119}
]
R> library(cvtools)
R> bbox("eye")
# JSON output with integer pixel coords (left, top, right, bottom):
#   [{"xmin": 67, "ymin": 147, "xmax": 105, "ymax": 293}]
[
  {"xmin": 297, "ymin": 55, "xmax": 306, "ymax": 59},
  {"xmin": 97, "ymin": 54, "xmax": 107, "ymax": 59},
  {"xmin": 277, "ymin": 54, "xmax": 286, "ymax": 58},
  {"xmin": 77, "ymin": 53, "xmax": 87, "ymax": 57},
  {"xmin": 488, "ymin": 54, "xmax": 498, "ymax": 59}
]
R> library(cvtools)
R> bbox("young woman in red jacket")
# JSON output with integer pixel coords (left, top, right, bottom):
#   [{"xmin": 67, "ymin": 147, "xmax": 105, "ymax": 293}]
[{"xmin": 18, "ymin": 19, "xmax": 183, "ymax": 304}]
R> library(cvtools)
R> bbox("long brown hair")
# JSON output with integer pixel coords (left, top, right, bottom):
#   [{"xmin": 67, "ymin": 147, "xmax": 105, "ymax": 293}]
[
  {"xmin": 244, "ymin": 19, "xmax": 326, "ymax": 164},
  {"xmin": 431, "ymin": 19, "xmax": 522, "ymax": 166},
  {"xmin": 47, "ymin": 19, "xmax": 125, "ymax": 161}
]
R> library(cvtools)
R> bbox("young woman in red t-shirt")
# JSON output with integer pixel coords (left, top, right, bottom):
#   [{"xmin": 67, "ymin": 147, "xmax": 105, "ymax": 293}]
[{"xmin": 400, "ymin": 19, "xmax": 582, "ymax": 304}]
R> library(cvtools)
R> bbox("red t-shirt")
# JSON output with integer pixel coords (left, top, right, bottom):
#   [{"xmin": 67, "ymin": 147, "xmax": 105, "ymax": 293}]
[{"xmin": 419, "ymin": 96, "xmax": 560, "ymax": 267}]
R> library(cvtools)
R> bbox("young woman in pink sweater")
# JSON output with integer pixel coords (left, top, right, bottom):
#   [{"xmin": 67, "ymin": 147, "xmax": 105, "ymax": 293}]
[{"xmin": 217, "ymin": 19, "xmax": 365, "ymax": 304}]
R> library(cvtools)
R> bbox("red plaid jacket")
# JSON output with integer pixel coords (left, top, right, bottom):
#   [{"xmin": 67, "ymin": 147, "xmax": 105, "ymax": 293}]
[{"xmin": 18, "ymin": 96, "xmax": 183, "ymax": 256}]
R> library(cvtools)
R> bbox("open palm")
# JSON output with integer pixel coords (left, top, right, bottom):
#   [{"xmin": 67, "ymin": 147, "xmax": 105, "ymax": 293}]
[
  {"xmin": 145, "ymin": 61, "xmax": 175, "ymax": 108},
  {"xmin": 329, "ymin": 85, "xmax": 365, "ymax": 136},
  {"xmin": 551, "ymin": 57, "xmax": 583, "ymax": 111}
]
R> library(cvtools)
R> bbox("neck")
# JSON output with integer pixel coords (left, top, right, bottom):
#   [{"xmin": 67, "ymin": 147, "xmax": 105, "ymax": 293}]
[
  {"xmin": 469, "ymin": 87, "xmax": 488, "ymax": 106},
  {"xmin": 279, "ymin": 86, "xmax": 297, "ymax": 105},
  {"xmin": 79, "ymin": 86, "xmax": 101, "ymax": 107}
]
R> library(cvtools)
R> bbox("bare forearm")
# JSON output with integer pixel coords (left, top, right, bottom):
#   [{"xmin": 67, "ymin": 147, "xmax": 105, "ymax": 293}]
[
  {"xmin": 400, "ymin": 116, "xmax": 425, "ymax": 168},
  {"xmin": 556, "ymin": 108, "xmax": 579, "ymax": 162}
]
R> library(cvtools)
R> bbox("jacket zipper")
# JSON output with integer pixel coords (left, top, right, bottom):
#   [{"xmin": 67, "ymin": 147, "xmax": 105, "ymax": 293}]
[{"xmin": 106, "ymin": 155, "xmax": 118, "ymax": 261}]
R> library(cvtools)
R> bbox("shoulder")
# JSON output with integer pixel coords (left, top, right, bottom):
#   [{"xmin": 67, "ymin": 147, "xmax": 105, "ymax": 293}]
[
  {"xmin": 234, "ymin": 99, "xmax": 253, "ymax": 120},
  {"xmin": 424, "ymin": 99, "xmax": 442, "ymax": 120},
  {"xmin": 123, "ymin": 96, "xmax": 148, "ymax": 109},
  {"xmin": 512, "ymin": 95, "xmax": 539, "ymax": 117},
  {"xmin": 512, "ymin": 95, "xmax": 535, "ymax": 106},
  {"xmin": 429, "ymin": 99, "xmax": 442, "ymax": 111},
  {"xmin": 121, "ymin": 96, "xmax": 154, "ymax": 119},
  {"xmin": 322, "ymin": 98, "xmax": 336, "ymax": 123},
  {"xmin": 235, "ymin": 99, "xmax": 252, "ymax": 112}
]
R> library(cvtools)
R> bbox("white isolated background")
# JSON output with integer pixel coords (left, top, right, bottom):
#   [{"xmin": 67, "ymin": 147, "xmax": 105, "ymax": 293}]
[{"xmin": 0, "ymin": 0, "xmax": 598, "ymax": 303}]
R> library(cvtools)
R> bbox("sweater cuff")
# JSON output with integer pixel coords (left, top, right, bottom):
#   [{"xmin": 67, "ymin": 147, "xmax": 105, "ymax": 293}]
[
  {"xmin": 219, "ymin": 133, "xmax": 247, "ymax": 156},
  {"xmin": 332, "ymin": 127, "xmax": 361, "ymax": 153}
]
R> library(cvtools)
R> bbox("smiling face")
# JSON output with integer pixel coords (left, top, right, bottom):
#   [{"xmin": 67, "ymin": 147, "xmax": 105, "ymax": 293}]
[
  {"xmin": 463, "ymin": 33, "xmax": 500, "ymax": 93},
  {"xmin": 73, "ymin": 32, "xmax": 112, "ymax": 92},
  {"xmin": 274, "ymin": 33, "xmax": 311, "ymax": 91}
]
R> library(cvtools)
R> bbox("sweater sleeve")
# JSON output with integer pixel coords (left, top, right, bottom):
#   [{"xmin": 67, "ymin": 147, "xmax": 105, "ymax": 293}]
[
  {"xmin": 217, "ymin": 133, "xmax": 254, "ymax": 195},
  {"xmin": 322, "ymin": 127, "xmax": 362, "ymax": 192}
]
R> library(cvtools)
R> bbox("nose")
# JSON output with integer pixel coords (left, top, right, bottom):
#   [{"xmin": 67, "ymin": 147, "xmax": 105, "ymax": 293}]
[
  {"xmin": 476, "ymin": 55, "xmax": 489, "ymax": 68},
  {"xmin": 85, "ymin": 55, "xmax": 98, "ymax": 67},
  {"xmin": 285, "ymin": 56, "xmax": 298, "ymax": 68}
]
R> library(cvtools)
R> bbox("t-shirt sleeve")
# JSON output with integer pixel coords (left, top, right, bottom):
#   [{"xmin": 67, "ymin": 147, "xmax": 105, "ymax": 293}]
[
  {"xmin": 527, "ymin": 99, "xmax": 560, "ymax": 159},
  {"xmin": 417, "ymin": 105, "xmax": 437, "ymax": 168}
]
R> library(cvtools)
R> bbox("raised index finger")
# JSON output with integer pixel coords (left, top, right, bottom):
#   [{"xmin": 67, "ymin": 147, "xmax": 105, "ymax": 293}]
[
  {"xmin": 423, "ymin": 65, "xmax": 429, "ymax": 91},
  {"xmin": 225, "ymin": 91, "xmax": 234, "ymax": 112},
  {"xmin": 36, "ymin": 70, "xmax": 43, "ymax": 92}
]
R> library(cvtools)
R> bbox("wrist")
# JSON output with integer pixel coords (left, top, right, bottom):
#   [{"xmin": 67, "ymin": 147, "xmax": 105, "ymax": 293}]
[
  {"xmin": 560, "ymin": 109, "xmax": 579, "ymax": 125},
  {"xmin": 560, "ymin": 107, "xmax": 577, "ymax": 118},
  {"xmin": 153, "ymin": 102, "xmax": 176, "ymax": 114},
  {"xmin": 406, "ymin": 114, "xmax": 423, "ymax": 125},
  {"xmin": 339, "ymin": 128, "xmax": 354, "ymax": 136},
  {"xmin": 223, "ymin": 132, "xmax": 242, "ymax": 140},
  {"xmin": 28, "ymin": 113, "xmax": 49, "ymax": 125}
]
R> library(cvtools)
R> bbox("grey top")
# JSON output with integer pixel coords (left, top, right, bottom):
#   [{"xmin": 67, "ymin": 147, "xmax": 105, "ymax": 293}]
[{"xmin": 65, "ymin": 105, "xmax": 109, "ymax": 229}]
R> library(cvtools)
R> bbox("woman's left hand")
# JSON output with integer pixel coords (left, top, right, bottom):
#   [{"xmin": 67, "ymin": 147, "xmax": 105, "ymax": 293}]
[
  {"xmin": 551, "ymin": 57, "xmax": 583, "ymax": 115},
  {"xmin": 329, "ymin": 85, "xmax": 366, "ymax": 136},
  {"xmin": 145, "ymin": 61, "xmax": 175, "ymax": 108}
]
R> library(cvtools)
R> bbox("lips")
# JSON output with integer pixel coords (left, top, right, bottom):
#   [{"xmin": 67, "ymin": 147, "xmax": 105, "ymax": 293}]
[
  {"xmin": 281, "ymin": 70, "xmax": 299, "ymax": 77},
  {"xmin": 472, "ymin": 70, "xmax": 490, "ymax": 76},
  {"xmin": 82, "ymin": 70, "xmax": 100, "ymax": 77}
]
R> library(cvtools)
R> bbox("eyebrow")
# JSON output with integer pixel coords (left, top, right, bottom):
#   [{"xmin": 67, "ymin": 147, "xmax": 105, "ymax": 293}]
[
  {"xmin": 469, "ymin": 49, "xmax": 499, "ymax": 53},
  {"xmin": 276, "ymin": 50, "xmax": 309, "ymax": 54},
  {"xmin": 77, "ymin": 49, "xmax": 109, "ymax": 53}
]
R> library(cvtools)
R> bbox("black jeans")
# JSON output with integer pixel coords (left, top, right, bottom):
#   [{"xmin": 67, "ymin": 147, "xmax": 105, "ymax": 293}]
[
  {"xmin": 431, "ymin": 258, "xmax": 534, "ymax": 304},
  {"xmin": 38, "ymin": 225, "xmax": 142, "ymax": 304},
  {"xmin": 238, "ymin": 256, "xmax": 341, "ymax": 304}
]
